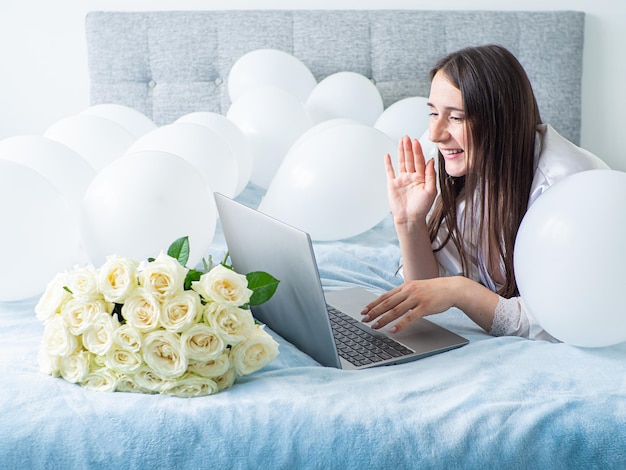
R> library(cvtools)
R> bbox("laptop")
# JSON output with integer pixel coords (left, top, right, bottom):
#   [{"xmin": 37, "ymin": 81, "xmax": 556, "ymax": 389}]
[{"xmin": 214, "ymin": 193, "xmax": 468, "ymax": 370}]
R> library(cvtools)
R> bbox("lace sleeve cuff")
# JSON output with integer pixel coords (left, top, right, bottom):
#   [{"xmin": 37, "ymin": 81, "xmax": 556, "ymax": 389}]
[{"xmin": 489, "ymin": 296, "xmax": 530, "ymax": 338}]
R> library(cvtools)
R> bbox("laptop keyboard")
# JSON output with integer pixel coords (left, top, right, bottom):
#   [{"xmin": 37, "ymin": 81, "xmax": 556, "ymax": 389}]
[{"xmin": 327, "ymin": 305, "xmax": 414, "ymax": 367}]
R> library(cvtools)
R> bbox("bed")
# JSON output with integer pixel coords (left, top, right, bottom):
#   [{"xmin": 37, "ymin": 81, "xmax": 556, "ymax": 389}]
[{"xmin": 2, "ymin": 9, "xmax": 626, "ymax": 470}]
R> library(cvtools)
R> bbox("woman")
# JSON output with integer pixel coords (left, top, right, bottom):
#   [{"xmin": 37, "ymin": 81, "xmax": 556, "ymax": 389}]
[{"xmin": 360, "ymin": 44, "xmax": 607, "ymax": 340}]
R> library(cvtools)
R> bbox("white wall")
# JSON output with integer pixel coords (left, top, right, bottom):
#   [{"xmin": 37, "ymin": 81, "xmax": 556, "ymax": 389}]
[{"xmin": 1, "ymin": 0, "xmax": 625, "ymax": 170}]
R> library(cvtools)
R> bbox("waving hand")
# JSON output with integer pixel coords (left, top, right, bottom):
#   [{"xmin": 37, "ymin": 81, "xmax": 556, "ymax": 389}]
[{"xmin": 385, "ymin": 135, "xmax": 437, "ymax": 224}]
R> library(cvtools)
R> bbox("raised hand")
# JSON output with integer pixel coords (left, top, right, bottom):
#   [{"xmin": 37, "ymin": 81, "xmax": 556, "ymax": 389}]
[{"xmin": 384, "ymin": 135, "xmax": 437, "ymax": 224}]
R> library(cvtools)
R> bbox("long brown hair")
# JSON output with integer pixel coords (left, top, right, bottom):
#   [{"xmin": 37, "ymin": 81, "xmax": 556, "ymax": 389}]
[{"xmin": 427, "ymin": 45, "xmax": 541, "ymax": 298}]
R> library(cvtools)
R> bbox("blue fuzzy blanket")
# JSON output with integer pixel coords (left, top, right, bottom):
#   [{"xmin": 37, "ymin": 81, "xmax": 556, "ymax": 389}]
[{"xmin": 2, "ymin": 187, "xmax": 626, "ymax": 469}]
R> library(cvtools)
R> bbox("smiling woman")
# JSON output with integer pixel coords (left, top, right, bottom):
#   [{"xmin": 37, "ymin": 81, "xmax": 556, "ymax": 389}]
[
  {"xmin": 361, "ymin": 44, "xmax": 609, "ymax": 340},
  {"xmin": 426, "ymin": 70, "xmax": 468, "ymax": 178}
]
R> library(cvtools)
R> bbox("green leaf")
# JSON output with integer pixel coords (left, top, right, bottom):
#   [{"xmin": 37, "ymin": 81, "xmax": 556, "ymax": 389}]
[
  {"xmin": 221, "ymin": 251, "xmax": 231, "ymax": 268},
  {"xmin": 202, "ymin": 255, "xmax": 214, "ymax": 273},
  {"xmin": 184, "ymin": 269, "xmax": 203, "ymax": 291},
  {"xmin": 246, "ymin": 271, "xmax": 280, "ymax": 306},
  {"xmin": 168, "ymin": 236, "xmax": 190, "ymax": 267}
]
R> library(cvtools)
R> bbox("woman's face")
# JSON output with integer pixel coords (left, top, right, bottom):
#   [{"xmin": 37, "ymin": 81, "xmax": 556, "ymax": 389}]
[{"xmin": 427, "ymin": 70, "xmax": 469, "ymax": 177}]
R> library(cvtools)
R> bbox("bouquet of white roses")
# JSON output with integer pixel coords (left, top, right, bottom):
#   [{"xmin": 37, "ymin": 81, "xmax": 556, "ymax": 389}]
[{"xmin": 35, "ymin": 237, "xmax": 280, "ymax": 398}]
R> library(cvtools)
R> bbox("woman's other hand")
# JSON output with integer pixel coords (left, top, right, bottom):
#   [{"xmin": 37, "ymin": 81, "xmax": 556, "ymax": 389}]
[{"xmin": 361, "ymin": 276, "xmax": 498, "ymax": 333}]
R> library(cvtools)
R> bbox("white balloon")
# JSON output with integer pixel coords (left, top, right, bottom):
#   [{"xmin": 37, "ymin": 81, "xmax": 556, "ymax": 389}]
[
  {"xmin": 81, "ymin": 151, "xmax": 217, "ymax": 269},
  {"xmin": 0, "ymin": 135, "xmax": 96, "ymax": 213},
  {"xmin": 81, "ymin": 103, "xmax": 157, "ymax": 139},
  {"xmin": 288, "ymin": 118, "xmax": 362, "ymax": 158},
  {"xmin": 374, "ymin": 97, "xmax": 430, "ymax": 147},
  {"xmin": 305, "ymin": 71, "xmax": 384, "ymax": 126},
  {"xmin": 125, "ymin": 122, "xmax": 238, "ymax": 197},
  {"xmin": 0, "ymin": 160, "xmax": 82, "ymax": 301},
  {"xmin": 514, "ymin": 169, "xmax": 626, "ymax": 347},
  {"xmin": 418, "ymin": 128, "xmax": 438, "ymax": 162},
  {"xmin": 228, "ymin": 48, "xmax": 317, "ymax": 103},
  {"xmin": 175, "ymin": 112, "xmax": 252, "ymax": 195},
  {"xmin": 259, "ymin": 123, "xmax": 394, "ymax": 241},
  {"xmin": 43, "ymin": 114, "xmax": 135, "ymax": 171},
  {"xmin": 227, "ymin": 85, "xmax": 312, "ymax": 189}
]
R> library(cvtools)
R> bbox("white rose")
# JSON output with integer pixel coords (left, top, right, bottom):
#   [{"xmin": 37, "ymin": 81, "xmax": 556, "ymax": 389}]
[
  {"xmin": 163, "ymin": 373, "xmax": 220, "ymax": 398},
  {"xmin": 114, "ymin": 324, "xmax": 143, "ymax": 352},
  {"xmin": 61, "ymin": 297, "xmax": 109, "ymax": 335},
  {"xmin": 204, "ymin": 302, "xmax": 255, "ymax": 345},
  {"xmin": 41, "ymin": 315, "xmax": 78, "ymax": 357},
  {"xmin": 105, "ymin": 345, "xmax": 143, "ymax": 375},
  {"xmin": 98, "ymin": 255, "xmax": 139, "ymax": 303},
  {"xmin": 80, "ymin": 368, "xmax": 118, "ymax": 392},
  {"xmin": 160, "ymin": 290, "xmax": 201, "ymax": 332},
  {"xmin": 181, "ymin": 323, "xmax": 225, "ymax": 361},
  {"xmin": 142, "ymin": 330, "xmax": 187, "ymax": 379},
  {"xmin": 35, "ymin": 272, "xmax": 70, "ymax": 322},
  {"xmin": 115, "ymin": 374, "xmax": 147, "ymax": 394},
  {"xmin": 60, "ymin": 350, "xmax": 91, "ymax": 383},
  {"xmin": 138, "ymin": 251, "xmax": 187, "ymax": 302},
  {"xmin": 82, "ymin": 311, "xmax": 120, "ymax": 356},
  {"xmin": 192, "ymin": 264, "xmax": 252, "ymax": 306},
  {"xmin": 121, "ymin": 287, "xmax": 160, "ymax": 332},
  {"xmin": 188, "ymin": 353, "xmax": 231, "ymax": 379},
  {"xmin": 230, "ymin": 325, "xmax": 279, "ymax": 376},
  {"xmin": 66, "ymin": 264, "xmax": 100, "ymax": 299},
  {"xmin": 215, "ymin": 366, "xmax": 236, "ymax": 392},
  {"xmin": 38, "ymin": 347, "xmax": 61, "ymax": 377},
  {"xmin": 133, "ymin": 366, "xmax": 171, "ymax": 393},
  {"xmin": 90, "ymin": 352, "xmax": 106, "ymax": 370}
]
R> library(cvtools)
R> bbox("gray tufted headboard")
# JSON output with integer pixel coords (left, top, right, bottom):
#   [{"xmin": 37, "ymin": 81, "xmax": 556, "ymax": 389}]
[{"xmin": 86, "ymin": 10, "xmax": 585, "ymax": 143}]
